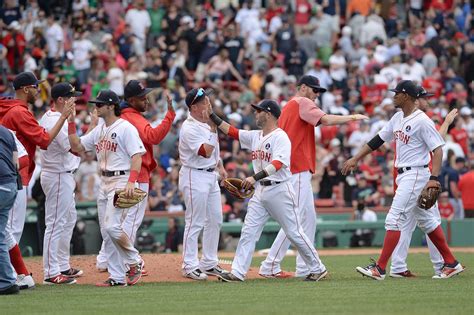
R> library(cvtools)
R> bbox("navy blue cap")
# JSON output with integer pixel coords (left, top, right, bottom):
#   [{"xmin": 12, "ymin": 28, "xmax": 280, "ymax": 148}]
[
  {"xmin": 297, "ymin": 75, "xmax": 327, "ymax": 93},
  {"xmin": 416, "ymin": 86, "xmax": 435, "ymax": 98},
  {"xmin": 13, "ymin": 72, "xmax": 44, "ymax": 90},
  {"xmin": 251, "ymin": 99, "xmax": 281, "ymax": 118},
  {"xmin": 89, "ymin": 90, "xmax": 120, "ymax": 105},
  {"xmin": 185, "ymin": 88, "xmax": 213, "ymax": 107},
  {"xmin": 390, "ymin": 80, "xmax": 419, "ymax": 98},
  {"xmin": 51, "ymin": 83, "xmax": 82, "ymax": 99},
  {"xmin": 124, "ymin": 80, "xmax": 154, "ymax": 99}
]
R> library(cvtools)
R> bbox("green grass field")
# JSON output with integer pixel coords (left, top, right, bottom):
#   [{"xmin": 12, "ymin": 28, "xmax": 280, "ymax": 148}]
[{"xmin": 2, "ymin": 253, "xmax": 473, "ymax": 315}]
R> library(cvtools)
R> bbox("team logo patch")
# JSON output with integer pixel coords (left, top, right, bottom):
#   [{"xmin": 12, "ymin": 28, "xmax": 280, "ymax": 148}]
[
  {"xmin": 111, "ymin": 132, "xmax": 117, "ymax": 139},
  {"xmin": 265, "ymin": 143, "xmax": 271, "ymax": 150},
  {"xmin": 405, "ymin": 125, "xmax": 411, "ymax": 132}
]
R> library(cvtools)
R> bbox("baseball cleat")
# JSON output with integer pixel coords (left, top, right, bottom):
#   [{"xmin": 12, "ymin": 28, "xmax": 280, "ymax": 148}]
[
  {"xmin": 304, "ymin": 270, "xmax": 328, "ymax": 281},
  {"xmin": 356, "ymin": 260, "xmax": 386, "ymax": 280},
  {"xmin": 218, "ymin": 272, "xmax": 243, "ymax": 282},
  {"xmin": 184, "ymin": 269, "xmax": 208, "ymax": 281},
  {"xmin": 204, "ymin": 265, "xmax": 229, "ymax": 277},
  {"xmin": 95, "ymin": 278, "xmax": 127, "ymax": 287},
  {"xmin": 432, "ymin": 262, "xmax": 465, "ymax": 279},
  {"xmin": 127, "ymin": 262, "xmax": 143, "ymax": 286},
  {"xmin": 259, "ymin": 271, "xmax": 293, "ymax": 279},
  {"xmin": 389, "ymin": 270, "xmax": 417, "ymax": 278},
  {"xmin": 16, "ymin": 274, "xmax": 35, "ymax": 289},
  {"xmin": 0, "ymin": 284, "xmax": 19, "ymax": 295},
  {"xmin": 43, "ymin": 274, "xmax": 77, "ymax": 285},
  {"xmin": 61, "ymin": 268, "xmax": 84, "ymax": 278}
]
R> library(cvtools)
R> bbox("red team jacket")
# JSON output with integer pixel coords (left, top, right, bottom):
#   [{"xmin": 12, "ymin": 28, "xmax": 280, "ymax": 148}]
[
  {"xmin": 120, "ymin": 107, "xmax": 176, "ymax": 183},
  {"xmin": 0, "ymin": 98, "xmax": 50, "ymax": 185}
]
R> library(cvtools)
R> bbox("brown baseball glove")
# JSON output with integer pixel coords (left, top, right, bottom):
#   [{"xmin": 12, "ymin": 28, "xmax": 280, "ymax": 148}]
[
  {"xmin": 417, "ymin": 181, "xmax": 441, "ymax": 210},
  {"xmin": 113, "ymin": 188, "xmax": 148, "ymax": 208},
  {"xmin": 223, "ymin": 178, "xmax": 255, "ymax": 199}
]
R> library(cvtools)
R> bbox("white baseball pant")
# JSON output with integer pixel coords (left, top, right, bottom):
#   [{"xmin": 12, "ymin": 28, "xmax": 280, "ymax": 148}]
[
  {"xmin": 97, "ymin": 175, "xmax": 141, "ymax": 283},
  {"xmin": 41, "ymin": 172, "xmax": 77, "ymax": 279},
  {"xmin": 4, "ymin": 188, "xmax": 27, "ymax": 250},
  {"xmin": 179, "ymin": 167, "xmax": 222, "ymax": 274},
  {"xmin": 232, "ymin": 181, "xmax": 325, "ymax": 280},
  {"xmin": 96, "ymin": 183, "xmax": 149, "ymax": 270},
  {"xmin": 259, "ymin": 171, "xmax": 320, "ymax": 277}
]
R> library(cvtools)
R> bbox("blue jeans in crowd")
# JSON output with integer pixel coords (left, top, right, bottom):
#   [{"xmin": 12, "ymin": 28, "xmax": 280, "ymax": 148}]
[{"xmin": 0, "ymin": 182, "xmax": 17, "ymax": 290}]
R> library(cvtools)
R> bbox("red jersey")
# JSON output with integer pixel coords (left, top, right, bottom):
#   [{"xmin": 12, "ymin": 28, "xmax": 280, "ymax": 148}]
[
  {"xmin": 449, "ymin": 127, "xmax": 469, "ymax": 155},
  {"xmin": 438, "ymin": 201, "xmax": 454, "ymax": 219},
  {"xmin": 120, "ymin": 107, "xmax": 175, "ymax": 183},
  {"xmin": 0, "ymin": 98, "xmax": 50, "ymax": 185},
  {"xmin": 458, "ymin": 171, "xmax": 474, "ymax": 209},
  {"xmin": 278, "ymin": 96, "xmax": 325, "ymax": 174}
]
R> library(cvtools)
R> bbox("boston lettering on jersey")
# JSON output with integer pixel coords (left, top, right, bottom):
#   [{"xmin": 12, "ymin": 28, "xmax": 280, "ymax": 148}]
[
  {"xmin": 95, "ymin": 139, "xmax": 118, "ymax": 153},
  {"xmin": 393, "ymin": 130, "xmax": 410, "ymax": 144},
  {"xmin": 251, "ymin": 149, "xmax": 272, "ymax": 162}
]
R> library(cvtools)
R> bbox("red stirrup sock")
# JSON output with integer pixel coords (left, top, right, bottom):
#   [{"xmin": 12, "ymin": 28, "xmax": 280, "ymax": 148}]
[
  {"xmin": 377, "ymin": 230, "xmax": 401, "ymax": 270},
  {"xmin": 427, "ymin": 225, "xmax": 456, "ymax": 265},
  {"xmin": 9, "ymin": 244, "xmax": 29, "ymax": 275}
]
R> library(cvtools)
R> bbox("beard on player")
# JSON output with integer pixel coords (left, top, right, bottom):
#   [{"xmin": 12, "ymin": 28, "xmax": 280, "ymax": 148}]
[{"xmin": 256, "ymin": 112, "xmax": 267, "ymax": 128}]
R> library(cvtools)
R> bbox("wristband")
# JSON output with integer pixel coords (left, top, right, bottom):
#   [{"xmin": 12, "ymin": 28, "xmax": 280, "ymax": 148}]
[
  {"xmin": 68, "ymin": 122, "xmax": 77, "ymax": 135},
  {"xmin": 209, "ymin": 112, "xmax": 223, "ymax": 126},
  {"xmin": 429, "ymin": 175, "xmax": 439, "ymax": 181},
  {"xmin": 252, "ymin": 170, "xmax": 268, "ymax": 181},
  {"xmin": 128, "ymin": 170, "xmax": 139, "ymax": 183}
]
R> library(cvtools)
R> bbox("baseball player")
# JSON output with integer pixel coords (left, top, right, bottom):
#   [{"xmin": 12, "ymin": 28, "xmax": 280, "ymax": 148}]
[
  {"xmin": 207, "ymin": 100, "xmax": 327, "ymax": 282},
  {"xmin": 390, "ymin": 87, "xmax": 458, "ymax": 278},
  {"xmin": 4, "ymin": 130, "xmax": 35, "ymax": 289},
  {"xmin": 342, "ymin": 80, "xmax": 464, "ymax": 280},
  {"xmin": 67, "ymin": 90, "xmax": 146, "ymax": 287},
  {"xmin": 259, "ymin": 75, "xmax": 368, "ymax": 278},
  {"xmin": 96, "ymin": 80, "xmax": 176, "ymax": 275},
  {"xmin": 0, "ymin": 72, "xmax": 74, "ymax": 288},
  {"xmin": 39, "ymin": 83, "xmax": 83, "ymax": 285},
  {"xmin": 179, "ymin": 88, "xmax": 228, "ymax": 281}
]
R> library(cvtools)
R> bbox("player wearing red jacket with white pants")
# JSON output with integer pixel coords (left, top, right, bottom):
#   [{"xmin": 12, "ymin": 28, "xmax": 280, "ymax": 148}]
[
  {"xmin": 68, "ymin": 90, "xmax": 146, "ymax": 287},
  {"xmin": 96, "ymin": 80, "xmax": 176, "ymax": 275},
  {"xmin": 39, "ymin": 83, "xmax": 83, "ymax": 285},
  {"xmin": 0, "ymin": 72, "xmax": 74, "ymax": 289}
]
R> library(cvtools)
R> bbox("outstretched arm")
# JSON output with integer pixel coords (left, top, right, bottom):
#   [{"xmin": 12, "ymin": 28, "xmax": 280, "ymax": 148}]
[
  {"xmin": 438, "ymin": 109, "xmax": 458, "ymax": 139},
  {"xmin": 341, "ymin": 135, "xmax": 384, "ymax": 175},
  {"xmin": 320, "ymin": 114, "xmax": 369, "ymax": 126}
]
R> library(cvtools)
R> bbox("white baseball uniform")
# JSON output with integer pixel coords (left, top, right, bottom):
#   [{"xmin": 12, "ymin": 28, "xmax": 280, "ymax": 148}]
[
  {"xmin": 230, "ymin": 128, "xmax": 325, "ymax": 280},
  {"xmin": 79, "ymin": 118, "xmax": 146, "ymax": 283},
  {"xmin": 379, "ymin": 109, "xmax": 445, "ymax": 233},
  {"xmin": 39, "ymin": 110, "xmax": 81, "ymax": 279},
  {"xmin": 5, "ymin": 130, "xmax": 27, "ymax": 251},
  {"xmin": 178, "ymin": 115, "xmax": 222, "ymax": 275}
]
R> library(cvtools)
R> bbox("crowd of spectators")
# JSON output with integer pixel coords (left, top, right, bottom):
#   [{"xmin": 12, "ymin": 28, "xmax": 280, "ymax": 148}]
[{"xmin": 1, "ymin": 0, "xmax": 474, "ymax": 220}]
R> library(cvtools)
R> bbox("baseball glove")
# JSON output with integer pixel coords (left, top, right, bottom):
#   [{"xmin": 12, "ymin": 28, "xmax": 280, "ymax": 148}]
[
  {"xmin": 223, "ymin": 178, "xmax": 255, "ymax": 199},
  {"xmin": 113, "ymin": 188, "xmax": 148, "ymax": 209},
  {"xmin": 417, "ymin": 182, "xmax": 441, "ymax": 210}
]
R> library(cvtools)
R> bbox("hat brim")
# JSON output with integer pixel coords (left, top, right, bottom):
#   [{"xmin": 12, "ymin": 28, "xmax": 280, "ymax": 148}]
[
  {"xmin": 420, "ymin": 92, "xmax": 435, "ymax": 98},
  {"xmin": 251, "ymin": 104, "xmax": 267, "ymax": 112},
  {"xmin": 88, "ymin": 100, "xmax": 114, "ymax": 105},
  {"xmin": 389, "ymin": 88, "xmax": 399, "ymax": 93}
]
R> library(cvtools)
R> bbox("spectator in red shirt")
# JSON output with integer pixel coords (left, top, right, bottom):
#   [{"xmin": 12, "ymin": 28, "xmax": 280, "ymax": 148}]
[
  {"xmin": 438, "ymin": 192, "xmax": 455, "ymax": 220},
  {"xmin": 458, "ymin": 166, "xmax": 474, "ymax": 218},
  {"xmin": 449, "ymin": 118, "xmax": 469, "ymax": 155},
  {"xmin": 2, "ymin": 21, "xmax": 26, "ymax": 74}
]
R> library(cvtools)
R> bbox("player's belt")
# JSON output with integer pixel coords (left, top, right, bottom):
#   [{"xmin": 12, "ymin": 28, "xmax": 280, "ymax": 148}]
[
  {"xmin": 101, "ymin": 170, "xmax": 128, "ymax": 177},
  {"xmin": 260, "ymin": 180, "xmax": 282, "ymax": 186},
  {"xmin": 66, "ymin": 169, "xmax": 77, "ymax": 174},
  {"xmin": 397, "ymin": 164, "xmax": 429, "ymax": 174},
  {"xmin": 196, "ymin": 168, "xmax": 215, "ymax": 172}
]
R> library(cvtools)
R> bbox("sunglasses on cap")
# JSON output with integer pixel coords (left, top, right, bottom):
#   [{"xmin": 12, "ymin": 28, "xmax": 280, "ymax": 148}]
[{"xmin": 190, "ymin": 88, "xmax": 205, "ymax": 106}]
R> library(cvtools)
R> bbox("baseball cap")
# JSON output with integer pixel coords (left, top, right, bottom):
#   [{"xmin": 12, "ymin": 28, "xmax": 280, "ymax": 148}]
[
  {"xmin": 13, "ymin": 72, "xmax": 44, "ymax": 90},
  {"xmin": 185, "ymin": 88, "xmax": 211, "ymax": 107},
  {"xmin": 251, "ymin": 99, "xmax": 281, "ymax": 119},
  {"xmin": 416, "ymin": 86, "xmax": 434, "ymax": 98},
  {"xmin": 460, "ymin": 106, "xmax": 472, "ymax": 116},
  {"xmin": 389, "ymin": 80, "xmax": 419, "ymax": 98},
  {"xmin": 297, "ymin": 75, "xmax": 327, "ymax": 93},
  {"xmin": 124, "ymin": 80, "xmax": 154, "ymax": 99},
  {"xmin": 89, "ymin": 90, "xmax": 120, "ymax": 106},
  {"xmin": 51, "ymin": 82, "xmax": 82, "ymax": 99}
]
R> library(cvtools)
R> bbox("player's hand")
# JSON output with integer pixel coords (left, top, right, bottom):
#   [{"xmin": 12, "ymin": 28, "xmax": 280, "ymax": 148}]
[
  {"xmin": 62, "ymin": 98, "xmax": 76, "ymax": 120},
  {"xmin": 124, "ymin": 182, "xmax": 135, "ymax": 198},
  {"xmin": 424, "ymin": 179, "xmax": 441, "ymax": 190},
  {"xmin": 341, "ymin": 158, "xmax": 358, "ymax": 175},
  {"xmin": 444, "ymin": 109, "xmax": 458, "ymax": 126},
  {"xmin": 352, "ymin": 114, "xmax": 370, "ymax": 121},
  {"xmin": 218, "ymin": 167, "xmax": 228, "ymax": 182},
  {"xmin": 164, "ymin": 90, "xmax": 174, "ymax": 113},
  {"xmin": 241, "ymin": 176, "xmax": 256, "ymax": 191}
]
